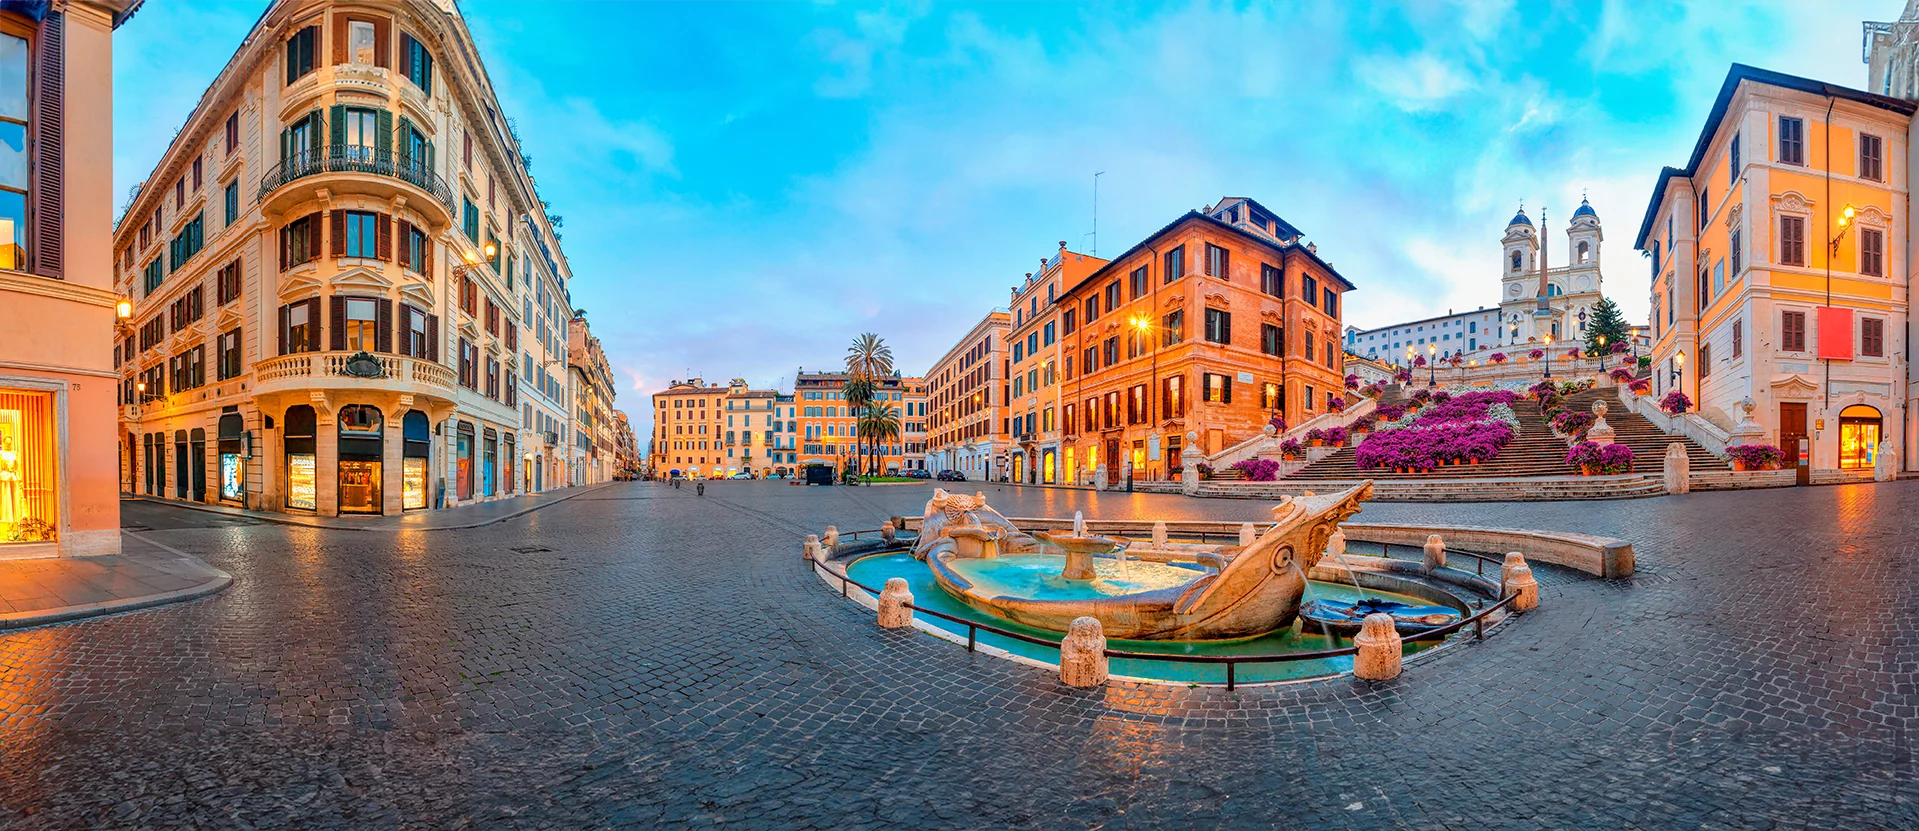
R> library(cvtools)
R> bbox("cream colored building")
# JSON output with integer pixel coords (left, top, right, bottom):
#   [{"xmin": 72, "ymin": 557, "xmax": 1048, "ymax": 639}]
[
  {"xmin": 567, "ymin": 312, "xmax": 614, "ymax": 485},
  {"xmin": 1636, "ymin": 64, "xmax": 1911, "ymax": 474},
  {"xmin": 0, "ymin": 1, "xmax": 141, "ymax": 556},
  {"xmin": 650, "ymin": 377, "xmax": 797, "ymax": 478},
  {"xmin": 924, "ymin": 311, "xmax": 1011, "ymax": 479},
  {"xmin": 114, "ymin": 0, "xmax": 575, "ymax": 516}
]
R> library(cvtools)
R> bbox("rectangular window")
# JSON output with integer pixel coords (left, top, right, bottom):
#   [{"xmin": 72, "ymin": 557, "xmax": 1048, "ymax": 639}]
[
  {"xmin": 1042, "ymin": 321, "xmax": 1055, "ymax": 346},
  {"xmin": 403, "ymin": 223, "xmax": 427, "ymax": 273},
  {"xmin": 1700, "ymin": 342, "xmax": 1711, "ymax": 379},
  {"xmin": 1860, "ymin": 133, "xmax": 1884, "ymax": 181},
  {"xmin": 343, "ymin": 211, "xmax": 379, "ymax": 258},
  {"xmin": 283, "ymin": 300, "xmax": 315, "ymax": 354},
  {"xmin": 401, "ymin": 33, "xmax": 434, "ymax": 95},
  {"xmin": 1161, "ymin": 375, "xmax": 1184, "ymax": 417},
  {"xmin": 1130, "ymin": 265, "xmax": 1148, "ymax": 300},
  {"xmin": 1731, "ymin": 319, "xmax": 1742, "ymax": 358},
  {"xmin": 218, "ymin": 328, "xmax": 242, "ymax": 380},
  {"xmin": 1161, "ymin": 309, "xmax": 1183, "ymax": 346},
  {"xmin": 1261, "ymin": 323, "xmax": 1283, "ymax": 356},
  {"xmin": 1204, "ymin": 309, "xmax": 1231, "ymax": 345},
  {"xmin": 1779, "ymin": 216, "xmax": 1805, "ymax": 266},
  {"xmin": 1260, "ymin": 263, "xmax": 1283, "ymax": 297},
  {"xmin": 217, "ymin": 260, "xmax": 241, "ymax": 305},
  {"xmin": 1778, "ymin": 116, "xmax": 1804, "ymax": 165},
  {"xmin": 1303, "ymin": 275, "xmax": 1319, "ymax": 304},
  {"xmin": 1730, "ymin": 228, "xmax": 1742, "ymax": 276},
  {"xmin": 223, "ymin": 181, "xmax": 239, "ymax": 226},
  {"xmin": 1103, "ymin": 336, "xmax": 1118, "ymax": 367},
  {"xmin": 1698, "ymin": 188, "xmax": 1708, "ymax": 230},
  {"xmin": 1205, "ymin": 243, "xmax": 1229, "ymax": 279},
  {"xmin": 1062, "ymin": 308, "xmax": 1076, "ymax": 335},
  {"xmin": 1862, "ymin": 317, "xmax": 1885, "ymax": 357},
  {"xmin": 1713, "ymin": 258, "xmax": 1725, "ymax": 296},
  {"xmin": 1782, "ymin": 310, "xmax": 1807, "ymax": 352},
  {"xmin": 463, "ymin": 198, "xmax": 479, "ymax": 242},
  {"xmin": 343, "ymin": 297, "xmax": 378, "ymax": 352},
  {"xmin": 350, "ymin": 20, "xmax": 377, "ymax": 65},
  {"xmin": 1729, "ymin": 131, "xmax": 1740, "ymax": 174},
  {"xmin": 225, "ymin": 111, "xmax": 240, "ymax": 155},
  {"xmin": 1861, "ymin": 227, "xmax": 1884, "ymax": 277},
  {"xmin": 1163, "ymin": 245, "xmax": 1184, "ymax": 284},
  {"xmin": 1323, "ymin": 287, "xmax": 1338, "ymax": 317},
  {"xmin": 1203, "ymin": 372, "xmax": 1232, "ymax": 404},
  {"xmin": 1261, "ymin": 382, "xmax": 1280, "ymax": 411},
  {"xmin": 285, "ymin": 26, "xmax": 317, "ymax": 85},
  {"xmin": 1084, "ymin": 296, "xmax": 1098, "ymax": 324},
  {"xmin": 1104, "ymin": 281, "xmax": 1120, "ymax": 313},
  {"xmin": 281, "ymin": 214, "xmax": 318, "ymax": 268}
]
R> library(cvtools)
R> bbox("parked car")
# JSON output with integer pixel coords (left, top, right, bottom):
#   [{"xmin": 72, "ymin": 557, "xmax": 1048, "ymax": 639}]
[
  {"xmin": 936, "ymin": 470, "xmax": 966, "ymax": 482},
  {"xmin": 903, "ymin": 469, "xmax": 932, "ymax": 479},
  {"xmin": 728, "ymin": 472, "xmax": 753, "ymax": 479}
]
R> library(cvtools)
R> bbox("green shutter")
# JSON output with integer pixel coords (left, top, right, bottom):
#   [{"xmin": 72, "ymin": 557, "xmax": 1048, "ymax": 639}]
[
  {"xmin": 328, "ymin": 104, "xmax": 345, "ymax": 148},
  {"xmin": 376, "ymin": 109, "xmax": 393, "ymax": 154},
  {"xmin": 398, "ymin": 116, "xmax": 413, "ymax": 162}
]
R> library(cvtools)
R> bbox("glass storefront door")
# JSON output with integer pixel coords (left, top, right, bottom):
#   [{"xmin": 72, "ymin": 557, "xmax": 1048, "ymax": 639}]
[
  {"xmin": 284, "ymin": 405, "xmax": 317, "ymax": 511},
  {"xmin": 0, "ymin": 388, "xmax": 58, "ymax": 543},
  {"xmin": 338, "ymin": 460, "xmax": 382, "ymax": 513},
  {"xmin": 456, "ymin": 422, "xmax": 474, "ymax": 500},
  {"xmin": 218, "ymin": 413, "xmax": 245, "ymax": 502},
  {"xmin": 337, "ymin": 405, "xmax": 384, "ymax": 514},
  {"xmin": 1839, "ymin": 405, "xmax": 1882, "ymax": 470},
  {"xmin": 402, "ymin": 411, "xmax": 429, "ymax": 510}
]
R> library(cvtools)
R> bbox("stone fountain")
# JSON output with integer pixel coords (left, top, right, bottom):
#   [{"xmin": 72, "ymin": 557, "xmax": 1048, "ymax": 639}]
[{"xmin": 911, "ymin": 483, "xmax": 1374, "ymax": 640}]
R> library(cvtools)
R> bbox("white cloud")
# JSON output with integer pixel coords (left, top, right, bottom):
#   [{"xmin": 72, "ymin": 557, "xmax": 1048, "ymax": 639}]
[{"xmin": 1358, "ymin": 53, "xmax": 1477, "ymax": 112}]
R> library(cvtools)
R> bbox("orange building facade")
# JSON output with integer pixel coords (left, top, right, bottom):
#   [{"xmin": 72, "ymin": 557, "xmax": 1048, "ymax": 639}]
[
  {"xmin": 924, "ymin": 311, "xmax": 1011, "ymax": 479},
  {"xmin": 1006, "ymin": 243, "xmax": 1108, "ymax": 484},
  {"xmin": 1052, "ymin": 197, "xmax": 1353, "ymax": 483}
]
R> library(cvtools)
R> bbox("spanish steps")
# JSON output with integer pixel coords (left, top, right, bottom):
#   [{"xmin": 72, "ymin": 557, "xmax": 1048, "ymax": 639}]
[{"xmin": 1279, "ymin": 385, "xmax": 1723, "ymax": 481}]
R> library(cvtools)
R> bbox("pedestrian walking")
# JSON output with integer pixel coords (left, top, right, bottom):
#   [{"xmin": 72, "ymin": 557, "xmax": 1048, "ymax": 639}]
[{"xmin": 696, "ymin": 481, "xmax": 705, "ymax": 496}]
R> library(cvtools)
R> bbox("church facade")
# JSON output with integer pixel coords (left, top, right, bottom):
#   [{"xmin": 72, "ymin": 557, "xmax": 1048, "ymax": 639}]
[{"xmin": 1346, "ymin": 199, "xmax": 1614, "ymax": 364}]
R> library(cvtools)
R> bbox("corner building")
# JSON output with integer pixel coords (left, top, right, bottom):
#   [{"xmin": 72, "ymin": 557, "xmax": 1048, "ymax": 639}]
[
  {"xmin": 924, "ymin": 311, "xmax": 1011, "ymax": 479},
  {"xmin": 1056, "ymin": 197, "xmax": 1353, "ymax": 482},
  {"xmin": 0, "ymin": 1, "xmax": 139, "ymax": 556},
  {"xmin": 114, "ymin": 0, "xmax": 574, "ymax": 516},
  {"xmin": 1635, "ymin": 64, "xmax": 1911, "ymax": 474}
]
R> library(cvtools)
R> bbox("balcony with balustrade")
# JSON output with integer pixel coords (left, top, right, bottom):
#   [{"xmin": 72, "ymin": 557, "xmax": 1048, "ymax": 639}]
[
  {"xmin": 258, "ymin": 146, "xmax": 457, "ymax": 226},
  {"xmin": 251, "ymin": 351, "xmax": 458, "ymax": 411}
]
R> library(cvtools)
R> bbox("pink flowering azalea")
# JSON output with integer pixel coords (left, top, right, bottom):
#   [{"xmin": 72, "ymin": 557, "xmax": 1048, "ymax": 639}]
[
  {"xmin": 1528, "ymin": 348, "xmax": 1545, "ymax": 360},
  {"xmin": 1660, "ymin": 391, "xmax": 1692, "ymax": 414},
  {"xmin": 1489, "ymin": 352, "xmax": 1508, "ymax": 364}
]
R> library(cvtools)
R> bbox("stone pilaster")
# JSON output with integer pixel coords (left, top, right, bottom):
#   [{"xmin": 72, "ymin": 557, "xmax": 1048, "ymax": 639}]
[{"xmin": 315, "ymin": 414, "xmax": 339, "ymax": 517}]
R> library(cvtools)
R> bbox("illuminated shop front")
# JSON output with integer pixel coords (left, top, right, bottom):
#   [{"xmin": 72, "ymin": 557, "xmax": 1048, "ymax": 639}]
[
  {"xmin": 456, "ymin": 420, "xmax": 474, "ymax": 500},
  {"xmin": 482, "ymin": 427, "xmax": 498, "ymax": 497},
  {"xmin": 337, "ymin": 405, "xmax": 383, "ymax": 514},
  {"xmin": 402, "ymin": 411, "xmax": 429, "ymax": 510},
  {"xmin": 1839, "ymin": 405, "xmax": 1882, "ymax": 471},
  {"xmin": 284, "ymin": 405, "xmax": 317, "ymax": 511},
  {"xmin": 0, "ymin": 388, "xmax": 57, "ymax": 544},
  {"xmin": 218, "ymin": 413, "xmax": 246, "ymax": 503}
]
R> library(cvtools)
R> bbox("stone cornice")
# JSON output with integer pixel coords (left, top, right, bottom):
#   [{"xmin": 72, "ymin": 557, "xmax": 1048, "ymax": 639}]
[{"xmin": 0, "ymin": 270, "xmax": 120, "ymax": 309}]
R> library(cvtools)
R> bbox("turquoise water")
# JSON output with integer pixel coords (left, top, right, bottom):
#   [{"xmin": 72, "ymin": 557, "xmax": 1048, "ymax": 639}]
[
  {"xmin": 949, "ymin": 554, "xmax": 1202, "ymax": 599},
  {"xmin": 847, "ymin": 552, "xmax": 1440, "ymax": 684}
]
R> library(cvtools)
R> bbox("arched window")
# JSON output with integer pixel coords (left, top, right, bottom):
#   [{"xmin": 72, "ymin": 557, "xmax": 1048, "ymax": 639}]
[
  {"xmin": 1548, "ymin": 284, "xmax": 1563, "ymax": 297},
  {"xmin": 1577, "ymin": 241, "xmax": 1590, "ymax": 263},
  {"xmin": 1510, "ymin": 251, "xmax": 1521, "ymax": 272}
]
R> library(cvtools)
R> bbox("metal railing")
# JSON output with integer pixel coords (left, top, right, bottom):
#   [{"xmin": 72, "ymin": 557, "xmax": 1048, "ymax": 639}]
[
  {"xmin": 810, "ymin": 544, "xmax": 1521, "ymax": 691},
  {"xmin": 258, "ymin": 146, "xmax": 457, "ymax": 210}
]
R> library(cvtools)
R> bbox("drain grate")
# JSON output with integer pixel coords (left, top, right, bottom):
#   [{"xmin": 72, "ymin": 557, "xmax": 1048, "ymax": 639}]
[{"xmin": 510, "ymin": 545, "xmax": 553, "ymax": 554}]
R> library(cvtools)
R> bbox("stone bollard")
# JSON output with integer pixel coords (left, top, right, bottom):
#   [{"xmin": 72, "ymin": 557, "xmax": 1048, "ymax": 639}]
[
  {"xmin": 1059, "ymin": 616, "xmax": 1108, "ymax": 687},
  {"xmin": 1181, "ymin": 461, "xmax": 1200, "ymax": 496},
  {"xmin": 877, "ymin": 578, "xmax": 914, "ymax": 628},
  {"xmin": 1502, "ymin": 554, "xmax": 1539, "ymax": 612},
  {"xmin": 1094, "ymin": 465, "xmax": 1108, "ymax": 492},
  {"xmin": 1423, "ymin": 534, "xmax": 1446, "ymax": 572},
  {"xmin": 1152, "ymin": 521, "xmax": 1168, "ymax": 549},
  {"xmin": 1352, "ymin": 613, "xmax": 1402, "ymax": 681},
  {"xmin": 803, "ymin": 534, "xmax": 821, "ymax": 561},
  {"xmin": 1239, "ymin": 523, "xmax": 1256, "ymax": 547},
  {"xmin": 1663, "ymin": 443, "xmax": 1690, "ymax": 495},
  {"xmin": 821, "ymin": 526, "xmax": 840, "ymax": 552},
  {"xmin": 1875, "ymin": 445, "xmax": 1899, "ymax": 483}
]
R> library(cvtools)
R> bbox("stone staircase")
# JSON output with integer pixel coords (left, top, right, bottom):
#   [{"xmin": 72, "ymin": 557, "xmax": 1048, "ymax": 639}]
[{"xmin": 1284, "ymin": 386, "xmax": 1721, "ymax": 481}]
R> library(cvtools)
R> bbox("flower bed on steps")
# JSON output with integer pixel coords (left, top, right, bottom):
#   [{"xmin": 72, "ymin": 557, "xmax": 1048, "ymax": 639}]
[{"xmin": 1353, "ymin": 390, "xmax": 1521, "ymax": 472}]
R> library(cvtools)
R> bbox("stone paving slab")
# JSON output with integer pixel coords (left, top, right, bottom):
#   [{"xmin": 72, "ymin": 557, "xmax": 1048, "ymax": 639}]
[
  {"xmin": 1, "ymin": 480, "xmax": 1917, "ymax": 828},
  {"xmin": 121, "ymin": 482, "xmax": 610, "ymax": 531},
  {"xmin": 0, "ymin": 532, "xmax": 230, "ymax": 629}
]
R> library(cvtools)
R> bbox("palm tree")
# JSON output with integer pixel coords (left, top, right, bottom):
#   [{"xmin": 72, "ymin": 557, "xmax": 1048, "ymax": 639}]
[
  {"xmin": 858, "ymin": 402, "xmax": 902, "ymax": 475},
  {"xmin": 842, "ymin": 376, "xmax": 876, "ymax": 475},
  {"xmin": 843, "ymin": 333, "xmax": 894, "ymax": 475}
]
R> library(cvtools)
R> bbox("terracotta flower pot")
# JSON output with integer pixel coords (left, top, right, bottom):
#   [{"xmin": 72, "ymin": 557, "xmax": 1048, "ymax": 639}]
[
  {"xmin": 1731, "ymin": 460, "xmax": 1748, "ymax": 471},
  {"xmin": 1581, "ymin": 465, "xmax": 1599, "ymax": 476},
  {"xmin": 1309, "ymin": 439, "xmax": 1323, "ymax": 447}
]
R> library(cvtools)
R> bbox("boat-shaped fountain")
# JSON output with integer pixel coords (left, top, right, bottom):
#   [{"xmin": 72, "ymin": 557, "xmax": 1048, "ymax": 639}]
[{"xmin": 910, "ymin": 483, "xmax": 1372, "ymax": 640}]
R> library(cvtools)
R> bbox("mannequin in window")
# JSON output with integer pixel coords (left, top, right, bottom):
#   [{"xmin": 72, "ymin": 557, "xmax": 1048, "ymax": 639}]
[{"xmin": 0, "ymin": 434, "xmax": 19, "ymax": 529}]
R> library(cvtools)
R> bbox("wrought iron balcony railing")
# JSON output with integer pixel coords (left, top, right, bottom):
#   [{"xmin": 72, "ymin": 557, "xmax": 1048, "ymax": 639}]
[{"xmin": 258, "ymin": 147, "xmax": 457, "ymax": 210}]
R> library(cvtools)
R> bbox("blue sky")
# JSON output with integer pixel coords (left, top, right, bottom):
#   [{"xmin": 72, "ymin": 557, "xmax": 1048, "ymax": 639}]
[{"xmin": 113, "ymin": 1, "xmax": 1891, "ymax": 432}]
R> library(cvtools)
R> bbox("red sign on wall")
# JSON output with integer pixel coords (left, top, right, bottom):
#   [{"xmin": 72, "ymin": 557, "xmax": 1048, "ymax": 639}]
[{"xmin": 1817, "ymin": 306, "xmax": 1853, "ymax": 360}]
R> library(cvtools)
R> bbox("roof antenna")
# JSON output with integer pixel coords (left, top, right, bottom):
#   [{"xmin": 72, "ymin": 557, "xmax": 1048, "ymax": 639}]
[{"xmin": 1091, "ymin": 171, "xmax": 1105, "ymax": 256}]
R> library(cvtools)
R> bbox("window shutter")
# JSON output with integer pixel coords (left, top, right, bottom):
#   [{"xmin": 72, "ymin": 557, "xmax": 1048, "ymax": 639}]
[
  {"xmin": 426, "ymin": 314, "xmax": 439, "ymax": 362},
  {"xmin": 422, "ymin": 228, "xmax": 433, "ymax": 275},
  {"xmin": 396, "ymin": 304, "xmax": 412, "ymax": 357},
  {"xmin": 306, "ymin": 297, "xmax": 322, "ymax": 351},
  {"xmin": 32, "ymin": 11, "xmax": 64, "ymax": 279},
  {"xmin": 376, "ymin": 212, "xmax": 392, "ymax": 261},
  {"xmin": 372, "ymin": 17, "xmax": 390, "ymax": 68},
  {"xmin": 376, "ymin": 108, "xmax": 392, "ymax": 154},
  {"xmin": 376, "ymin": 298, "xmax": 393, "ymax": 353},
  {"xmin": 398, "ymin": 33, "xmax": 413, "ymax": 79},
  {"xmin": 330, "ymin": 295, "xmax": 347, "ymax": 351},
  {"xmin": 328, "ymin": 104, "xmax": 346, "ymax": 148},
  {"xmin": 329, "ymin": 211, "xmax": 346, "ymax": 258},
  {"xmin": 332, "ymin": 12, "xmax": 349, "ymax": 65},
  {"xmin": 278, "ymin": 304, "xmax": 289, "ymax": 355},
  {"xmin": 397, "ymin": 218, "xmax": 412, "ymax": 267}
]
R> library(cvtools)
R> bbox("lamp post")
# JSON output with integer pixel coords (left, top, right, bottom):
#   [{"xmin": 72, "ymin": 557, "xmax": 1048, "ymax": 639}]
[
  {"xmin": 1426, "ymin": 343, "xmax": 1437, "ymax": 386},
  {"xmin": 1542, "ymin": 335, "xmax": 1554, "ymax": 381},
  {"xmin": 1670, "ymin": 350, "xmax": 1685, "ymax": 398}
]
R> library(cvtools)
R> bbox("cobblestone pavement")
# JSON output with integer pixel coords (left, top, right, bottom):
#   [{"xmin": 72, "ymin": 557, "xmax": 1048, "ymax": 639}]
[{"xmin": 1, "ymin": 480, "xmax": 1916, "ymax": 829}]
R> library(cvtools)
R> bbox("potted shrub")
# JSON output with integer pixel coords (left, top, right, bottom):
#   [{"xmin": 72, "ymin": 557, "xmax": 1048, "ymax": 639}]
[
  {"xmin": 1726, "ymin": 443, "xmax": 1785, "ymax": 471},
  {"xmin": 1628, "ymin": 378, "xmax": 1652, "ymax": 396},
  {"xmin": 1393, "ymin": 367, "xmax": 1414, "ymax": 384},
  {"xmin": 1230, "ymin": 458, "xmax": 1281, "ymax": 482},
  {"xmin": 1350, "ymin": 414, "xmax": 1377, "ymax": 435},
  {"xmin": 1195, "ymin": 462, "xmax": 1215, "ymax": 480},
  {"xmin": 1660, "ymin": 391, "xmax": 1692, "ymax": 415},
  {"xmin": 1268, "ymin": 414, "xmax": 1288, "ymax": 434},
  {"xmin": 1609, "ymin": 367, "xmax": 1635, "ymax": 382},
  {"xmin": 1610, "ymin": 341, "xmax": 1630, "ymax": 355},
  {"xmin": 1329, "ymin": 396, "xmax": 1347, "ymax": 413},
  {"xmin": 1551, "ymin": 409, "xmax": 1596, "ymax": 439},
  {"xmin": 1324, "ymin": 426, "xmax": 1350, "ymax": 448},
  {"xmin": 1528, "ymin": 348, "xmax": 1546, "ymax": 361},
  {"xmin": 1306, "ymin": 427, "xmax": 1326, "ymax": 447},
  {"xmin": 1344, "ymin": 373, "xmax": 1360, "ymax": 390},
  {"xmin": 1279, "ymin": 438, "xmax": 1303, "ymax": 460},
  {"xmin": 1489, "ymin": 352, "xmax": 1508, "ymax": 365}
]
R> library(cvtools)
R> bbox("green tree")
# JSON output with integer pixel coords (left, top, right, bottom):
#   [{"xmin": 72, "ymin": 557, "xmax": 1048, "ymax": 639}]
[
  {"xmin": 858, "ymin": 402, "xmax": 902, "ymax": 476},
  {"xmin": 842, "ymin": 333, "xmax": 894, "ymax": 475},
  {"xmin": 1583, "ymin": 296, "xmax": 1632, "ymax": 356}
]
